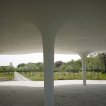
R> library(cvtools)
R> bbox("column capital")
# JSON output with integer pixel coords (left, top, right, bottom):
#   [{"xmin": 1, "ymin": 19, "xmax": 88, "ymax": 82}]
[{"xmin": 79, "ymin": 53, "xmax": 88, "ymax": 60}]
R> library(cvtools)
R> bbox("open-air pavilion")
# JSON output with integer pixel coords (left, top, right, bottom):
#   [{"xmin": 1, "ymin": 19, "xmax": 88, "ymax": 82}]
[{"xmin": 0, "ymin": 0, "xmax": 106, "ymax": 106}]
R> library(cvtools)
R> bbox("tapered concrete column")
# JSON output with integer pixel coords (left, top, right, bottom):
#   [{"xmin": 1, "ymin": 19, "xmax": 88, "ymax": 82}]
[
  {"xmin": 80, "ymin": 54, "xmax": 87, "ymax": 86},
  {"xmin": 42, "ymin": 35, "xmax": 55, "ymax": 106}
]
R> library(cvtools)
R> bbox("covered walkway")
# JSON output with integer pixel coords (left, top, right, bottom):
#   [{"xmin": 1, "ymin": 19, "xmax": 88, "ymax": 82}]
[{"xmin": 0, "ymin": 0, "xmax": 106, "ymax": 106}]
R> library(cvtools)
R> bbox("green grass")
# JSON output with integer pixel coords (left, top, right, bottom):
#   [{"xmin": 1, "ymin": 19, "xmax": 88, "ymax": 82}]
[
  {"xmin": 21, "ymin": 72, "xmax": 44, "ymax": 81},
  {"xmin": 21, "ymin": 71, "xmax": 106, "ymax": 81},
  {"xmin": 54, "ymin": 72, "xmax": 82, "ymax": 80},
  {"xmin": 0, "ymin": 73, "xmax": 14, "ymax": 81}
]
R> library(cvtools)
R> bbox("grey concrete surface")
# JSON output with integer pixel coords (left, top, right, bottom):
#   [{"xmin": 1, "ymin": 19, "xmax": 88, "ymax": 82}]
[
  {"xmin": 0, "ymin": 85, "xmax": 106, "ymax": 106},
  {"xmin": 0, "ymin": 1, "xmax": 106, "ymax": 55},
  {"xmin": 0, "ymin": 83, "xmax": 106, "ymax": 106},
  {"xmin": 0, "ymin": 80, "xmax": 106, "ymax": 87}
]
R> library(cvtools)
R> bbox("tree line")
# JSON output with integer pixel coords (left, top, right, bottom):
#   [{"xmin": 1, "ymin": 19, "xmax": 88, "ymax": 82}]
[{"xmin": 0, "ymin": 53, "xmax": 106, "ymax": 76}]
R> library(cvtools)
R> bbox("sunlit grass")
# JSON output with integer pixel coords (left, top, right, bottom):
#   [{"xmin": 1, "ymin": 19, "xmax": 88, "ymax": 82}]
[
  {"xmin": 21, "ymin": 71, "xmax": 106, "ymax": 81},
  {"xmin": 0, "ymin": 73, "xmax": 14, "ymax": 81},
  {"xmin": 21, "ymin": 72, "xmax": 44, "ymax": 81}
]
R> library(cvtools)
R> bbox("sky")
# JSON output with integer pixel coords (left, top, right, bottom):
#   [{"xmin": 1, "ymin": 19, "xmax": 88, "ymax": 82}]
[{"xmin": 0, "ymin": 53, "xmax": 80, "ymax": 67}]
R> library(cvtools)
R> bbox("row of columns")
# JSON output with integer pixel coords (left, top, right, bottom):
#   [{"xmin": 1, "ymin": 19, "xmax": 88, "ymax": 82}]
[{"xmin": 42, "ymin": 35, "xmax": 87, "ymax": 106}]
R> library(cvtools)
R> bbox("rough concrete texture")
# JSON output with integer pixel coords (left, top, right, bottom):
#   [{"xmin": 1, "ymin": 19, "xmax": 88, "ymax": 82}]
[{"xmin": 0, "ymin": 84, "xmax": 106, "ymax": 106}]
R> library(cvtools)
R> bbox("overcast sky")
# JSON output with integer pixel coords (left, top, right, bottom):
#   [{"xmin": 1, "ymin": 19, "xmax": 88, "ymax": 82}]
[{"xmin": 0, "ymin": 53, "xmax": 80, "ymax": 67}]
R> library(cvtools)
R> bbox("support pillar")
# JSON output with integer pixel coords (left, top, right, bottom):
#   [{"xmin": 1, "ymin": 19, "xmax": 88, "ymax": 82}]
[
  {"xmin": 42, "ymin": 35, "xmax": 55, "ymax": 106},
  {"xmin": 80, "ymin": 54, "xmax": 87, "ymax": 86}
]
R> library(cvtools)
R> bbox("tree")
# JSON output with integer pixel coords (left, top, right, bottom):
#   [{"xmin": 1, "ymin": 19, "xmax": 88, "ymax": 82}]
[
  {"xmin": 17, "ymin": 63, "xmax": 26, "ymax": 68},
  {"xmin": 55, "ymin": 61, "xmax": 63, "ymax": 68},
  {"xmin": 98, "ymin": 53, "xmax": 106, "ymax": 73}
]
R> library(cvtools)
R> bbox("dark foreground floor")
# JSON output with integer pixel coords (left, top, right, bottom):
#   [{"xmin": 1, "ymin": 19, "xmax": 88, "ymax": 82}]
[{"xmin": 0, "ymin": 85, "xmax": 106, "ymax": 106}]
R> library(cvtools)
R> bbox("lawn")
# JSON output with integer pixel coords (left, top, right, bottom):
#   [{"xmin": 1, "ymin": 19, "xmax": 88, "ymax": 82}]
[
  {"xmin": 21, "ymin": 71, "xmax": 106, "ymax": 81},
  {"xmin": 0, "ymin": 73, "xmax": 14, "ymax": 81}
]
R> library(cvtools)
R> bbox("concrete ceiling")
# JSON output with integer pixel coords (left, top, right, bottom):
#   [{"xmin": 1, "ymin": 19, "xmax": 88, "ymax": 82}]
[{"xmin": 0, "ymin": 0, "xmax": 106, "ymax": 55}]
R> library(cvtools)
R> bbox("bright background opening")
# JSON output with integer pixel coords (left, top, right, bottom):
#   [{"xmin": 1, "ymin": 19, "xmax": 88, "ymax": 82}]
[{"xmin": 0, "ymin": 53, "xmax": 80, "ymax": 67}]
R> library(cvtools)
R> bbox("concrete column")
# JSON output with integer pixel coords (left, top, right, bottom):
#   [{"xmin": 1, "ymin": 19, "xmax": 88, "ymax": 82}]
[
  {"xmin": 80, "ymin": 54, "xmax": 87, "ymax": 86},
  {"xmin": 42, "ymin": 35, "xmax": 55, "ymax": 106}
]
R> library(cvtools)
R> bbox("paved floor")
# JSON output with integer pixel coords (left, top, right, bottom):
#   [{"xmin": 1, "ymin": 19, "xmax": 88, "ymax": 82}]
[
  {"xmin": 0, "ymin": 80, "xmax": 106, "ymax": 87},
  {"xmin": 0, "ymin": 72, "xmax": 106, "ymax": 106},
  {"xmin": 0, "ymin": 84, "xmax": 106, "ymax": 106}
]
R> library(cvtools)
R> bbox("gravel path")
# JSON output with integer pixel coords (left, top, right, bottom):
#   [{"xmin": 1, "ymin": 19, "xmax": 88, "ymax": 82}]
[{"xmin": 14, "ymin": 72, "xmax": 31, "ymax": 81}]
